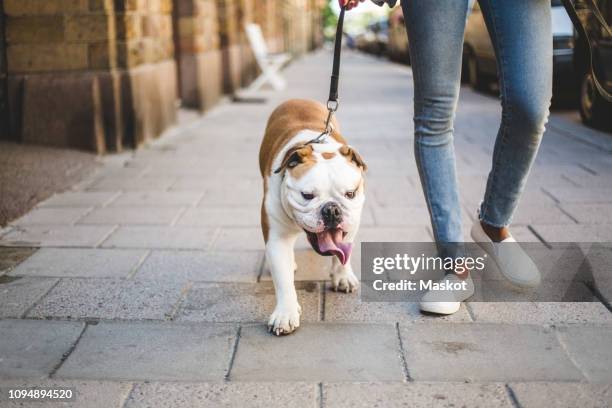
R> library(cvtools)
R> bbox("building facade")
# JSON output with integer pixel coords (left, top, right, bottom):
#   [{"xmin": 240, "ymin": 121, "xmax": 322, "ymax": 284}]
[{"xmin": 0, "ymin": 0, "xmax": 325, "ymax": 153}]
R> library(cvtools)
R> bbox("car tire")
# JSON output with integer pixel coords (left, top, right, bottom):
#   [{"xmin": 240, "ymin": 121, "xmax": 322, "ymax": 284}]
[
  {"xmin": 467, "ymin": 53, "xmax": 488, "ymax": 91},
  {"xmin": 579, "ymin": 72, "xmax": 612, "ymax": 130}
]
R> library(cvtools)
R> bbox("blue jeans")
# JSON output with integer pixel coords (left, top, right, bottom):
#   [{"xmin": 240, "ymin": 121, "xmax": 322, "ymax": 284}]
[{"xmin": 402, "ymin": 0, "xmax": 552, "ymax": 248}]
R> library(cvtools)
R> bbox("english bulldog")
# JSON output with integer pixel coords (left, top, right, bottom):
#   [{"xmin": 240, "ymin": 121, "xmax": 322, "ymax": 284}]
[{"xmin": 259, "ymin": 99, "xmax": 367, "ymax": 335}]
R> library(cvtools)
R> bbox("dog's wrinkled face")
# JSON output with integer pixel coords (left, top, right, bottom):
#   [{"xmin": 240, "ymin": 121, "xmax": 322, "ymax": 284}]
[{"xmin": 276, "ymin": 140, "xmax": 366, "ymax": 265}]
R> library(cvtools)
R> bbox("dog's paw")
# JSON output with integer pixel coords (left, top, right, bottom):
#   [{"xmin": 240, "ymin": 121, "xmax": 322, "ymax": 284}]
[
  {"xmin": 331, "ymin": 270, "xmax": 359, "ymax": 293},
  {"xmin": 268, "ymin": 302, "xmax": 301, "ymax": 336}
]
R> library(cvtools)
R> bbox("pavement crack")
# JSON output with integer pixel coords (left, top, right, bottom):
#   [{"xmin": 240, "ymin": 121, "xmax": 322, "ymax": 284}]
[
  {"xmin": 20, "ymin": 278, "xmax": 61, "ymax": 318},
  {"xmin": 504, "ymin": 384, "xmax": 523, "ymax": 408},
  {"xmin": 578, "ymin": 163, "xmax": 598, "ymax": 175},
  {"xmin": 96, "ymin": 224, "xmax": 119, "ymax": 248},
  {"xmin": 317, "ymin": 382, "xmax": 324, "ymax": 408},
  {"xmin": 395, "ymin": 322, "xmax": 412, "ymax": 382},
  {"xmin": 526, "ymin": 225, "xmax": 551, "ymax": 248},
  {"xmin": 119, "ymin": 383, "xmax": 136, "ymax": 408},
  {"xmin": 464, "ymin": 302, "xmax": 477, "ymax": 322},
  {"xmin": 224, "ymin": 324, "xmax": 242, "ymax": 381},
  {"xmin": 319, "ymin": 281, "xmax": 326, "ymax": 321},
  {"xmin": 583, "ymin": 280, "xmax": 612, "ymax": 313},
  {"xmin": 166, "ymin": 281, "xmax": 193, "ymax": 321},
  {"xmin": 555, "ymin": 328, "xmax": 591, "ymax": 382},
  {"xmin": 49, "ymin": 321, "xmax": 89, "ymax": 378},
  {"xmin": 126, "ymin": 249, "xmax": 151, "ymax": 279},
  {"xmin": 556, "ymin": 204, "xmax": 580, "ymax": 224}
]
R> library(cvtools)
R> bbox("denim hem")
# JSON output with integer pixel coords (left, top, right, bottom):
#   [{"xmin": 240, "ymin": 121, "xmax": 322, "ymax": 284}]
[{"xmin": 478, "ymin": 213, "xmax": 510, "ymax": 229}]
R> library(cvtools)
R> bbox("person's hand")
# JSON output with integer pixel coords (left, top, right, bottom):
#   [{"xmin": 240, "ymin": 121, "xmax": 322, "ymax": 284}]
[{"xmin": 338, "ymin": 0, "xmax": 366, "ymax": 10}]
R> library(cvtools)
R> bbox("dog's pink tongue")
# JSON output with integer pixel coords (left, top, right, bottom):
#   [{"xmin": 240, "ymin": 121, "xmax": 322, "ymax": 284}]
[{"xmin": 317, "ymin": 229, "xmax": 352, "ymax": 265}]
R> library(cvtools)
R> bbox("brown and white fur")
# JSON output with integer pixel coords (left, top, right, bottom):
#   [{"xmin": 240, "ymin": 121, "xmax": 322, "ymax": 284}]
[{"xmin": 259, "ymin": 99, "xmax": 367, "ymax": 335}]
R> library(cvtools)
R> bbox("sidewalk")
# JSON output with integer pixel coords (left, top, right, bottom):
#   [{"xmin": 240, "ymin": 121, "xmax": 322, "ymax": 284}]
[{"xmin": 1, "ymin": 50, "xmax": 611, "ymax": 407}]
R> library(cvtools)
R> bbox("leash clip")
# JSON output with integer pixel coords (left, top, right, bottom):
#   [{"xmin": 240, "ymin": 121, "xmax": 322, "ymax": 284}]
[
  {"xmin": 306, "ymin": 100, "xmax": 338, "ymax": 146},
  {"xmin": 324, "ymin": 99, "xmax": 339, "ymax": 136}
]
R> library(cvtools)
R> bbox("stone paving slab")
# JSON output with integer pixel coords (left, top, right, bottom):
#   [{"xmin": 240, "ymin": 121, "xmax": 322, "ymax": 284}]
[
  {"xmin": 38, "ymin": 192, "xmax": 119, "ymax": 208},
  {"xmin": 56, "ymin": 322, "xmax": 236, "ymax": 381},
  {"xmin": 371, "ymin": 205, "xmax": 474, "ymax": 229},
  {"xmin": 124, "ymin": 382, "xmax": 317, "ymax": 408},
  {"xmin": 212, "ymin": 228, "xmax": 265, "ymax": 251},
  {"xmin": 230, "ymin": 323, "xmax": 404, "ymax": 382},
  {"xmin": 556, "ymin": 325, "xmax": 612, "ymax": 383},
  {"xmin": 86, "ymin": 176, "xmax": 177, "ymax": 192},
  {"xmin": 78, "ymin": 207, "xmax": 183, "ymax": 226},
  {"xmin": 321, "ymin": 382, "xmax": 513, "ymax": 408},
  {"xmin": 176, "ymin": 207, "xmax": 260, "ymax": 227},
  {"xmin": 0, "ymin": 276, "xmax": 58, "ymax": 318},
  {"xmin": 371, "ymin": 206, "xmax": 431, "ymax": 227},
  {"xmin": 460, "ymin": 184, "xmax": 557, "ymax": 208},
  {"xmin": 467, "ymin": 302, "xmax": 612, "ymax": 325},
  {"xmin": 324, "ymin": 286, "xmax": 472, "ymax": 323},
  {"xmin": 0, "ymin": 225, "xmax": 116, "ymax": 247},
  {"xmin": 509, "ymin": 205, "xmax": 576, "ymax": 225},
  {"xmin": 108, "ymin": 191, "xmax": 203, "ymax": 207},
  {"xmin": 560, "ymin": 203, "xmax": 612, "ymax": 224},
  {"xmin": 544, "ymin": 186, "xmax": 612, "ymax": 204},
  {"xmin": 193, "ymin": 185, "xmax": 262, "ymax": 206},
  {"xmin": 0, "ymin": 379, "xmax": 132, "ymax": 408},
  {"xmin": 531, "ymin": 224, "xmax": 612, "ymax": 243},
  {"xmin": 101, "ymin": 226, "xmax": 216, "ymax": 249},
  {"xmin": 509, "ymin": 382, "xmax": 612, "ymax": 408},
  {"xmin": 563, "ymin": 173, "xmax": 612, "ymax": 188},
  {"xmin": 370, "ymin": 184, "xmax": 427, "ymax": 207},
  {"xmin": 13, "ymin": 208, "xmax": 92, "ymax": 226},
  {"xmin": 504, "ymin": 226, "xmax": 543, "ymax": 242},
  {"xmin": 399, "ymin": 323, "xmax": 584, "ymax": 382},
  {"xmin": 0, "ymin": 319, "xmax": 84, "ymax": 378},
  {"xmin": 260, "ymin": 248, "xmax": 332, "ymax": 281},
  {"xmin": 176, "ymin": 282, "xmax": 320, "ymax": 323},
  {"xmin": 9, "ymin": 248, "xmax": 147, "ymax": 278},
  {"xmin": 27, "ymin": 278, "xmax": 187, "ymax": 320},
  {"xmin": 357, "ymin": 227, "xmax": 433, "ymax": 243},
  {"xmin": 135, "ymin": 250, "xmax": 262, "ymax": 282},
  {"xmin": 170, "ymin": 176, "xmax": 260, "ymax": 192}
]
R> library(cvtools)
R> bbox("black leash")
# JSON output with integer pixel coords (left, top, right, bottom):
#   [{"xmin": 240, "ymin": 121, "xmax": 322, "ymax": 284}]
[
  {"xmin": 275, "ymin": 6, "xmax": 347, "ymax": 173},
  {"xmin": 562, "ymin": 0, "xmax": 612, "ymax": 102},
  {"xmin": 308, "ymin": 5, "xmax": 347, "ymax": 145},
  {"xmin": 328, "ymin": 5, "xmax": 346, "ymax": 108}
]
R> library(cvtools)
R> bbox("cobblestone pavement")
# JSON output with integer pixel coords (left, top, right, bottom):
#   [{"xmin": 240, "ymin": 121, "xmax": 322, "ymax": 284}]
[{"xmin": 1, "ymin": 51, "xmax": 611, "ymax": 407}]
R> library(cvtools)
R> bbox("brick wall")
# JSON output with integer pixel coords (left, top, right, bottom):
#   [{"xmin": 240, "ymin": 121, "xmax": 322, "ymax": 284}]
[
  {"xmin": 175, "ymin": 0, "xmax": 222, "ymax": 111},
  {"xmin": 0, "ymin": 0, "xmax": 325, "ymax": 152},
  {"xmin": 2, "ymin": 0, "xmax": 177, "ymax": 152},
  {"xmin": 4, "ymin": 0, "xmax": 175, "ymax": 72}
]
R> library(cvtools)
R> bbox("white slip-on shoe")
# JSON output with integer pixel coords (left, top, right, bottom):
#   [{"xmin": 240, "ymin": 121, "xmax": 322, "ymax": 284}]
[
  {"xmin": 419, "ymin": 273, "xmax": 474, "ymax": 315},
  {"xmin": 471, "ymin": 219, "xmax": 541, "ymax": 288}
]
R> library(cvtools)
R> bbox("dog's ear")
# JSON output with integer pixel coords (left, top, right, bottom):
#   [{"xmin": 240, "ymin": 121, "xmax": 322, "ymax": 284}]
[
  {"xmin": 274, "ymin": 144, "xmax": 314, "ymax": 174},
  {"xmin": 339, "ymin": 145, "xmax": 367, "ymax": 172}
]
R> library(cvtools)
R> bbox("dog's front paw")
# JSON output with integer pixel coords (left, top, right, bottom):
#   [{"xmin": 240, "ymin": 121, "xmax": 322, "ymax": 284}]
[
  {"xmin": 331, "ymin": 270, "xmax": 359, "ymax": 293},
  {"xmin": 268, "ymin": 302, "xmax": 301, "ymax": 336}
]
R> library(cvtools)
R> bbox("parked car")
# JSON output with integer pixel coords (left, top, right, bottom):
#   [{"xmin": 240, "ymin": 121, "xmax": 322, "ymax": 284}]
[
  {"xmin": 355, "ymin": 19, "xmax": 389, "ymax": 57},
  {"xmin": 573, "ymin": 0, "xmax": 612, "ymax": 129},
  {"xmin": 387, "ymin": 7, "xmax": 410, "ymax": 64},
  {"xmin": 463, "ymin": 1, "xmax": 576, "ymax": 99}
]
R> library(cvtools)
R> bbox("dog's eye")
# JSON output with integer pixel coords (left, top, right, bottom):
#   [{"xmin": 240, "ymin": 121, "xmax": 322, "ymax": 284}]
[
  {"xmin": 301, "ymin": 192, "xmax": 315, "ymax": 200},
  {"xmin": 345, "ymin": 190, "xmax": 357, "ymax": 199}
]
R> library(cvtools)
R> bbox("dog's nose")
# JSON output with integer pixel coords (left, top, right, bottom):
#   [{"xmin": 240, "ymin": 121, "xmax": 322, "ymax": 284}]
[{"xmin": 321, "ymin": 202, "xmax": 342, "ymax": 228}]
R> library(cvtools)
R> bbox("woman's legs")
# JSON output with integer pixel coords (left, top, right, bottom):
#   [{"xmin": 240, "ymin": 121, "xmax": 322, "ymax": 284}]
[
  {"xmin": 403, "ymin": 0, "xmax": 552, "ymax": 242},
  {"xmin": 401, "ymin": 0, "xmax": 471, "ymax": 255},
  {"xmin": 477, "ymin": 0, "xmax": 553, "ymax": 228}
]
